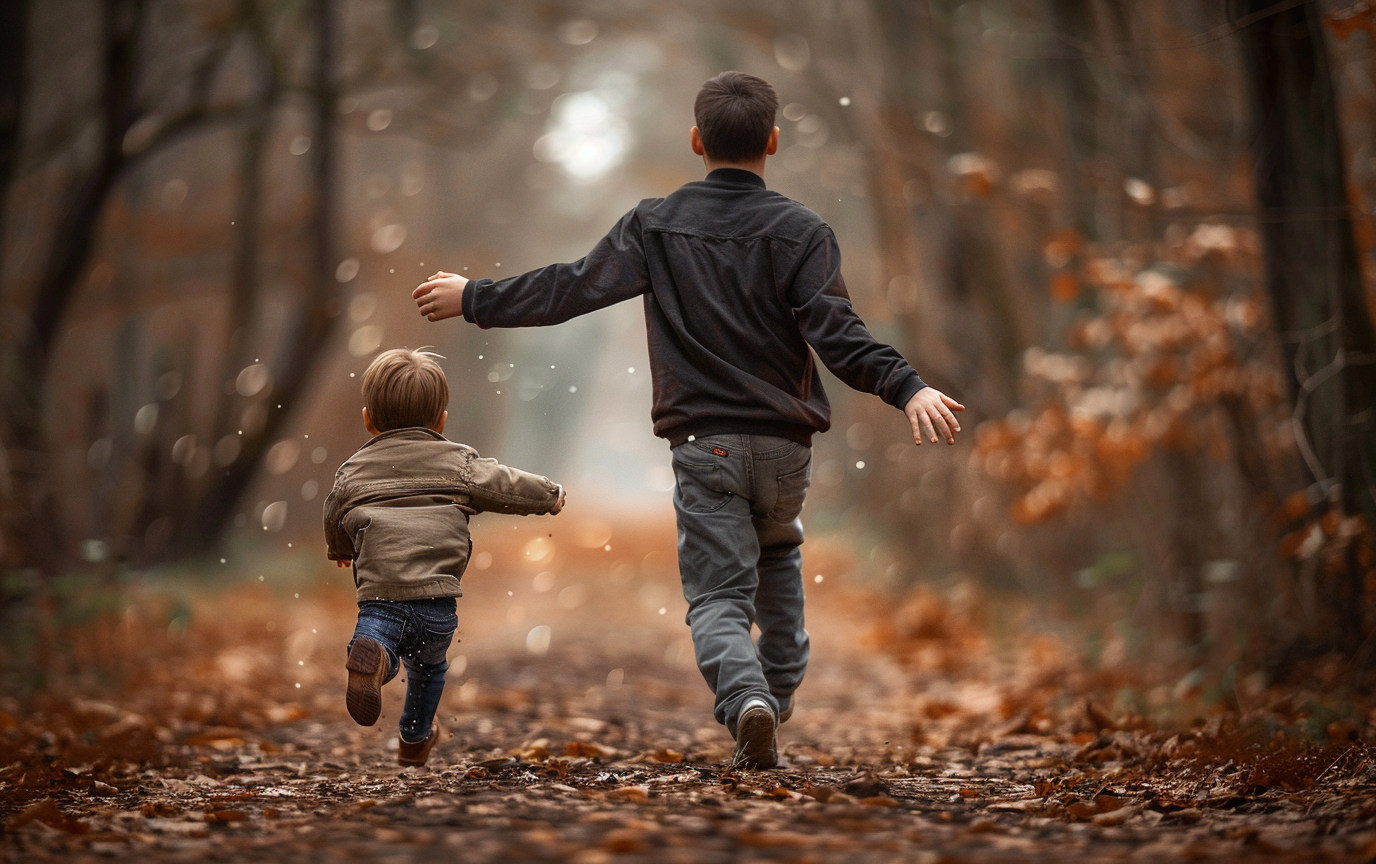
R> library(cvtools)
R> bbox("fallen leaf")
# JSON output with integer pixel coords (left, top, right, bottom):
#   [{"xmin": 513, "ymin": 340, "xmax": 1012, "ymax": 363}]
[
  {"xmin": 6, "ymin": 799, "xmax": 90, "ymax": 834},
  {"xmin": 737, "ymin": 829, "xmax": 812, "ymax": 847},
  {"xmin": 605, "ymin": 785, "xmax": 650, "ymax": 801},
  {"xmin": 205, "ymin": 810, "xmax": 250, "ymax": 824},
  {"xmin": 643, "ymin": 748, "xmax": 684, "ymax": 763},
  {"xmin": 565, "ymin": 741, "xmax": 619, "ymax": 759}
]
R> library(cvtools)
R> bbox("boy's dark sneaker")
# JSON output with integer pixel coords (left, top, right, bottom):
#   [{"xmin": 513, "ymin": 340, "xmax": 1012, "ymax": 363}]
[
  {"xmin": 397, "ymin": 722, "xmax": 440, "ymax": 767},
  {"xmin": 732, "ymin": 699, "xmax": 778, "ymax": 769},
  {"xmin": 345, "ymin": 637, "xmax": 387, "ymax": 726}
]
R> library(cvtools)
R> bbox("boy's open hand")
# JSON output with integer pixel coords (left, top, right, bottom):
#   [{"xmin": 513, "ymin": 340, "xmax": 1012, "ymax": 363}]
[
  {"xmin": 904, "ymin": 387, "xmax": 965, "ymax": 446},
  {"xmin": 413, "ymin": 271, "xmax": 468, "ymax": 322}
]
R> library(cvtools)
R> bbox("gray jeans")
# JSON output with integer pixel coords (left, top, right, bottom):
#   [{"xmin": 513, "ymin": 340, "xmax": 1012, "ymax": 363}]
[{"xmin": 670, "ymin": 433, "xmax": 812, "ymax": 732}]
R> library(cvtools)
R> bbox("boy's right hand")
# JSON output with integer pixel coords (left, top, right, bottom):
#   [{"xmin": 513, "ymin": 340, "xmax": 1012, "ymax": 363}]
[
  {"xmin": 413, "ymin": 271, "xmax": 468, "ymax": 322},
  {"xmin": 550, "ymin": 485, "xmax": 567, "ymax": 515}
]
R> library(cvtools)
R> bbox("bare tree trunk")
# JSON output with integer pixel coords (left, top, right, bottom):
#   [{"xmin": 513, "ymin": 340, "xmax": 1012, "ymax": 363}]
[
  {"xmin": 1, "ymin": 0, "xmax": 146, "ymax": 572},
  {"xmin": 845, "ymin": 2, "xmax": 958, "ymax": 388},
  {"xmin": 1232, "ymin": 0, "xmax": 1376, "ymax": 655},
  {"xmin": 0, "ymin": 0, "xmax": 30, "ymax": 273},
  {"xmin": 1047, "ymin": 0, "xmax": 1101, "ymax": 241},
  {"xmin": 184, "ymin": 0, "xmax": 341, "ymax": 549},
  {"xmin": 926, "ymin": 0, "xmax": 1025, "ymax": 406},
  {"xmin": 210, "ymin": 11, "xmax": 278, "ymax": 458},
  {"xmin": 0, "ymin": 0, "xmax": 32, "ymax": 569}
]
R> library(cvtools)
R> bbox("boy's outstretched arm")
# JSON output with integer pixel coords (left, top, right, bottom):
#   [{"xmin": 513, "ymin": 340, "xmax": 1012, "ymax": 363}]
[
  {"xmin": 413, "ymin": 208, "xmax": 650, "ymax": 328},
  {"xmin": 790, "ymin": 226, "xmax": 964, "ymax": 445}
]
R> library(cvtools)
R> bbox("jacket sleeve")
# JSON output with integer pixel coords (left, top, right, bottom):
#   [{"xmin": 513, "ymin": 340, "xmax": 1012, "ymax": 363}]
[
  {"xmin": 462, "ymin": 207, "xmax": 650, "ymax": 328},
  {"xmin": 322, "ymin": 477, "xmax": 356, "ymax": 561},
  {"xmin": 463, "ymin": 452, "xmax": 562, "ymax": 516},
  {"xmin": 788, "ymin": 226, "xmax": 926, "ymax": 410}
]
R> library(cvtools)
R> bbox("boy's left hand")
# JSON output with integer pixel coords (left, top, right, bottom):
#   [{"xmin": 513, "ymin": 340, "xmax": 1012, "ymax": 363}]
[
  {"xmin": 413, "ymin": 271, "xmax": 468, "ymax": 321},
  {"xmin": 904, "ymin": 387, "xmax": 965, "ymax": 445},
  {"xmin": 335, "ymin": 559, "xmax": 351, "ymax": 568}
]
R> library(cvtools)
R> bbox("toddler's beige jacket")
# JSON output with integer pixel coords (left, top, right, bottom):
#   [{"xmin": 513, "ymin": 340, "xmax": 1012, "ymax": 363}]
[{"xmin": 323, "ymin": 428, "xmax": 560, "ymax": 603}]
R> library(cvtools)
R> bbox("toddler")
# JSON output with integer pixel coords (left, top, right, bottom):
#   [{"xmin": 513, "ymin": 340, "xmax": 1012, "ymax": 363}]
[{"xmin": 322, "ymin": 348, "xmax": 564, "ymax": 765}]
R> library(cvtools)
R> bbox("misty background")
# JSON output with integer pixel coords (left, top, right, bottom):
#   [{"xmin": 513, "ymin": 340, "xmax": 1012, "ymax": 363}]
[{"xmin": 3, "ymin": 0, "xmax": 1376, "ymax": 689}]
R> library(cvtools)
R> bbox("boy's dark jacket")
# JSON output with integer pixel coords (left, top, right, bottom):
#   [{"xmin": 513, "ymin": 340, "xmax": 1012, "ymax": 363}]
[
  {"xmin": 323, "ymin": 428, "xmax": 560, "ymax": 603},
  {"xmin": 461, "ymin": 168, "xmax": 926, "ymax": 446}
]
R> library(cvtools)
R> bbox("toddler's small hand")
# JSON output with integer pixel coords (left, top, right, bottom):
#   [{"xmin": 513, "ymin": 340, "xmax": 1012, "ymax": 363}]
[
  {"xmin": 335, "ymin": 559, "xmax": 350, "ymax": 568},
  {"xmin": 413, "ymin": 271, "xmax": 468, "ymax": 322}
]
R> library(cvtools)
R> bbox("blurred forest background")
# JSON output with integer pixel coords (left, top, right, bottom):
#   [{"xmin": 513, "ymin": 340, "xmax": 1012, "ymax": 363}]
[{"xmin": 3, "ymin": 0, "xmax": 1376, "ymax": 696}]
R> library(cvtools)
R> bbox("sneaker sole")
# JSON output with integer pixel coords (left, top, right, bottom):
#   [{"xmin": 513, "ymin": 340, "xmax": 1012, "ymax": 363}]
[
  {"xmin": 733, "ymin": 708, "xmax": 778, "ymax": 769},
  {"xmin": 345, "ymin": 638, "xmax": 386, "ymax": 726}
]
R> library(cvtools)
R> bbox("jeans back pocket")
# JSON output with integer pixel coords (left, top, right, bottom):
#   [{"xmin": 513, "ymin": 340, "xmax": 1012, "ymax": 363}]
[
  {"xmin": 767, "ymin": 454, "xmax": 812, "ymax": 523},
  {"xmin": 671, "ymin": 456, "xmax": 732, "ymax": 514}
]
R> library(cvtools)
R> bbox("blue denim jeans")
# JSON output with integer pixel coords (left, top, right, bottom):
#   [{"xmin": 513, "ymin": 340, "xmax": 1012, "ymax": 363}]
[
  {"xmin": 670, "ymin": 434, "xmax": 812, "ymax": 733},
  {"xmin": 348, "ymin": 598, "xmax": 457, "ymax": 743}
]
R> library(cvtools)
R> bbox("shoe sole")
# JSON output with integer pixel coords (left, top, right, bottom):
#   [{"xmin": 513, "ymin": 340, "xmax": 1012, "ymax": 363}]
[
  {"xmin": 345, "ymin": 638, "xmax": 386, "ymax": 726},
  {"xmin": 733, "ymin": 708, "xmax": 778, "ymax": 769}
]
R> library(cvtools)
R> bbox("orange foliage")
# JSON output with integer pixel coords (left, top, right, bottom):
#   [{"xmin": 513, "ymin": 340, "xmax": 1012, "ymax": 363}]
[
  {"xmin": 1042, "ymin": 228, "xmax": 1084, "ymax": 264},
  {"xmin": 1325, "ymin": 3, "xmax": 1376, "ymax": 40},
  {"xmin": 975, "ymin": 241, "xmax": 1288, "ymax": 524},
  {"xmin": 1050, "ymin": 272, "xmax": 1080, "ymax": 303}
]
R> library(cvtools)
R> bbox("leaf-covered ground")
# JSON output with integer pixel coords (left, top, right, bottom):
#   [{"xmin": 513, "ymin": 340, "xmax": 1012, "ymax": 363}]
[{"xmin": 3, "ymin": 519, "xmax": 1374, "ymax": 862}]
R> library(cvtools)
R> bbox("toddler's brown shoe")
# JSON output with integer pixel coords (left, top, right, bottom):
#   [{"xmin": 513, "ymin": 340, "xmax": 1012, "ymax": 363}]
[
  {"xmin": 397, "ymin": 722, "xmax": 440, "ymax": 767},
  {"xmin": 345, "ymin": 637, "xmax": 387, "ymax": 726}
]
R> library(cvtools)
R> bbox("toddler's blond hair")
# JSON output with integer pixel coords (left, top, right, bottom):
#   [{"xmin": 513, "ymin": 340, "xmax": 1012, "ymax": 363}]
[{"xmin": 361, "ymin": 348, "xmax": 448, "ymax": 432}]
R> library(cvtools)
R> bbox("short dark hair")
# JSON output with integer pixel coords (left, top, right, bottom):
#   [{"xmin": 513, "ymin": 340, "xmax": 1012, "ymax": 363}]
[{"xmin": 694, "ymin": 72, "xmax": 778, "ymax": 164}]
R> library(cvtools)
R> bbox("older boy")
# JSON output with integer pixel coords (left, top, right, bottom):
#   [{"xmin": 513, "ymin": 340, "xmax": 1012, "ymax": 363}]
[
  {"xmin": 323, "ymin": 348, "xmax": 565, "ymax": 766},
  {"xmin": 412, "ymin": 72, "xmax": 962, "ymax": 767}
]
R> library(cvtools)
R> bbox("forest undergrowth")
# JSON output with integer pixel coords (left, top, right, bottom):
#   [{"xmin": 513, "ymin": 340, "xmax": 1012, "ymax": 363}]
[{"xmin": 1, "ymin": 518, "xmax": 1374, "ymax": 862}]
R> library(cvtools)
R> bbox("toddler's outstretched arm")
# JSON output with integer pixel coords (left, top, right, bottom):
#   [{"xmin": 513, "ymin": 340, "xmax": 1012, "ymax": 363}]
[{"xmin": 463, "ymin": 451, "xmax": 565, "ymax": 516}]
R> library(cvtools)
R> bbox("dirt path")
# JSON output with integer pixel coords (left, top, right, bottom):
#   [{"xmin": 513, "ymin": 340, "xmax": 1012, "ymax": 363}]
[{"xmin": 3, "ymin": 519, "xmax": 1374, "ymax": 862}]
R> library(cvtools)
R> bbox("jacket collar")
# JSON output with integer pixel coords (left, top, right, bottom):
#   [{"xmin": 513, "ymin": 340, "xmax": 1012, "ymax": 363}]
[
  {"xmin": 357, "ymin": 426, "xmax": 447, "ymax": 451},
  {"xmin": 705, "ymin": 167, "xmax": 767, "ymax": 189}
]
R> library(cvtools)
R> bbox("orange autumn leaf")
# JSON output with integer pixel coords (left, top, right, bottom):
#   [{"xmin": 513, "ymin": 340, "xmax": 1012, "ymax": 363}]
[
  {"xmin": 1051, "ymin": 272, "xmax": 1080, "ymax": 303},
  {"xmin": 1326, "ymin": 6, "xmax": 1376, "ymax": 40},
  {"xmin": 1284, "ymin": 491, "xmax": 1310, "ymax": 519},
  {"xmin": 1043, "ymin": 227, "xmax": 1084, "ymax": 267}
]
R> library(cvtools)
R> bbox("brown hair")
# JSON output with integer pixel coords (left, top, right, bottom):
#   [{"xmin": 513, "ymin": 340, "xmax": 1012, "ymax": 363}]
[
  {"xmin": 694, "ymin": 71, "xmax": 779, "ymax": 164},
  {"xmin": 361, "ymin": 348, "xmax": 448, "ymax": 432}
]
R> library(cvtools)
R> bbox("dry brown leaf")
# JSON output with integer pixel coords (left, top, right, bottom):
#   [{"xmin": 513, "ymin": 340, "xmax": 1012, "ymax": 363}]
[
  {"xmin": 605, "ymin": 785, "xmax": 650, "ymax": 801},
  {"xmin": 643, "ymin": 748, "xmax": 684, "ymax": 763},
  {"xmin": 601, "ymin": 827, "xmax": 651, "ymax": 853},
  {"xmin": 736, "ymin": 829, "xmax": 812, "ymax": 847},
  {"xmin": 205, "ymin": 810, "xmax": 250, "ymax": 824},
  {"xmin": 6, "ymin": 799, "xmax": 90, "ymax": 834},
  {"xmin": 565, "ymin": 741, "xmax": 619, "ymax": 759}
]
